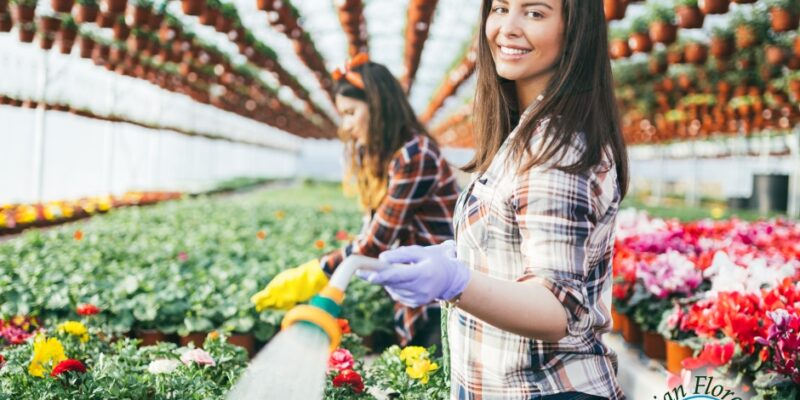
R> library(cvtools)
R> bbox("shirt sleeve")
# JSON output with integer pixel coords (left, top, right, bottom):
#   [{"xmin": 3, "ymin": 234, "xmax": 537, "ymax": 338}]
[
  {"xmin": 512, "ymin": 145, "xmax": 598, "ymax": 337},
  {"xmin": 320, "ymin": 149, "xmax": 440, "ymax": 274}
]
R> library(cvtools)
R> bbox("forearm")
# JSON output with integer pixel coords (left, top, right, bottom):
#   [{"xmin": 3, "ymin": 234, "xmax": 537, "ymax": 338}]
[{"xmin": 456, "ymin": 271, "xmax": 568, "ymax": 342}]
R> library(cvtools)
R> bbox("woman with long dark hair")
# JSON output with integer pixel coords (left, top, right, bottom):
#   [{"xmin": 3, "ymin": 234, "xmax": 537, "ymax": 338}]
[
  {"xmin": 252, "ymin": 54, "xmax": 459, "ymax": 347},
  {"xmin": 361, "ymin": 1, "xmax": 629, "ymax": 398}
]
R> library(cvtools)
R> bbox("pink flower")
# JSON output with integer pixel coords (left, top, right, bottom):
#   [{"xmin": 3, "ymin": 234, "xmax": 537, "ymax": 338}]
[
  {"xmin": 180, "ymin": 349, "xmax": 216, "ymax": 367},
  {"xmin": 178, "ymin": 252, "xmax": 188, "ymax": 262},
  {"xmin": 328, "ymin": 348, "xmax": 354, "ymax": 372},
  {"xmin": 666, "ymin": 369, "xmax": 692, "ymax": 390}
]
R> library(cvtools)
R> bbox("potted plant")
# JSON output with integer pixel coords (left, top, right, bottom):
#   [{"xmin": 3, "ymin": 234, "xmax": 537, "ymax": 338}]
[
  {"xmin": 604, "ymin": 0, "xmax": 627, "ymax": 21},
  {"xmin": 766, "ymin": 0, "xmax": 800, "ymax": 32},
  {"xmin": 649, "ymin": 50, "xmax": 668, "ymax": 74},
  {"xmin": 38, "ymin": 31, "xmax": 56, "ymax": 50},
  {"xmin": 112, "ymin": 14, "xmax": 130, "ymax": 41},
  {"xmin": 78, "ymin": 33, "xmax": 95, "ymax": 59},
  {"xmin": 658, "ymin": 302, "xmax": 704, "ymax": 374},
  {"xmin": 609, "ymin": 27, "xmax": 631, "ymax": 60},
  {"xmin": 629, "ymin": 16, "xmax": 653, "ymax": 54},
  {"xmin": 684, "ymin": 40, "xmax": 708, "ymax": 65},
  {"xmin": 128, "ymin": 0, "xmax": 152, "ymax": 28},
  {"xmin": 76, "ymin": 0, "xmax": 98, "ymax": 23},
  {"xmin": 648, "ymin": 4, "xmax": 677, "ymax": 45},
  {"xmin": 731, "ymin": 12, "xmax": 769, "ymax": 49},
  {"xmin": 51, "ymin": 0, "xmax": 74, "ymax": 13},
  {"xmin": 0, "ymin": 13, "xmax": 12, "ymax": 32},
  {"xmin": 11, "ymin": 0, "xmax": 37, "ymax": 24},
  {"xmin": 38, "ymin": 14, "xmax": 62, "ymax": 35},
  {"xmin": 105, "ymin": 0, "xmax": 127, "ymax": 15},
  {"xmin": 699, "ymin": 0, "xmax": 730, "ymax": 14},
  {"xmin": 200, "ymin": 0, "xmax": 220, "ymax": 26},
  {"xmin": 215, "ymin": 3, "xmax": 237, "ymax": 33},
  {"xmin": 710, "ymin": 25, "xmax": 735, "ymax": 59},
  {"xmin": 58, "ymin": 15, "xmax": 78, "ymax": 54},
  {"xmin": 181, "ymin": 0, "xmax": 204, "ymax": 17},
  {"xmin": 667, "ymin": 41, "xmax": 686, "ymax": 64},
  {"xmin": 675, "ymin": 0, "xmax": 704, "ymax": 29}
]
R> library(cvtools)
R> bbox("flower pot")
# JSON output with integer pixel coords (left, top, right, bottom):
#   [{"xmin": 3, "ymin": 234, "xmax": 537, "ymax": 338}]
[
  {"xmin": 698, "ymin": 0, "xmax": 729, "ymax": 14},
  {"xmin": 148, "ymin": 12, "xmax": 163, "ymax": 30},
  {"xmin": 649, "ymin": 21, "xmax": 677, "ymax": 45},
  {"xmin": 51, "ymin": 0, "xmax": 74, "ymax": 13},
  {"xmin": 58, "ymin": 37, "xmax": 74, "ymax": 54},
  {"xmin": 649, "ymin": 57, "xmax": 667, "ymax": 74},
  {"xmin": 18, "ymin": 25, "xmax": 35, "ymax": 43},
  {"xmin": 130, "ymin": 5, "xmax": 151, "ymax": 27},
  {"xmin": 603, "ymin": 0, "xmax": 627, "ymax": 21},
  {"xmin": 105, "ymin": 0, "xmax": 127, "ymax": 15},
  {"xmin": 642, "ymin": 331, "xmax": 666, "ymax": 360},
  {"xmin": 199, "ymin": 6, "xmax": 218, "ymax": 26},
  {"xmin": 611, "ymin": 307, "xmax": 624, "ymax": 332},
  {"xmin": 621, "ymin": 314, "xmax": 642, "ymax": 344},
  {"xmin": 227, "ymin": 334, "xmax": 255, "ymax": 357},
  {"xmin": 79, "ymin": 36, "xmax": 94, "ymax": 59},
  {"xmin": 766, "ymin": 46, "xmax": 786, "ymax": 66},
  {"xmin": 113, "ymin": 19, "xmax": 130, "ymax": 41},
  {"xmin": 137, "ymin": 330, "xmax": 168, "ymax": 346},
  {"xmin": 39, "ymin": 34, "xmax": 55, "ymax": 50},
  {"xmin": 770, "ymin": 7, "xmax": 799, "ymax": 32},
  {"xmin": 666, "ymin": 50, "xmax": 684, "ymax": 65},
  {"xmin": 735, "ymin": 25, "xmax": 757, "ymax": 49},
  {"xmin": 96, "ymin": 12, "xmax": 114, "ymax": 28},
  {"xmin": 676, "ymin": 6, "xmax": 704, "ymax": 29},
  {"xmin": 14, "ymin": 4, "xmax": 36, "ymax": 24},
  {"xmin": 179, "ymin": 332, "xmax": 207, "ymax": 348},
  {"xmin": 214, "ymin": 14, "xmax": 232, "ymax": 33},
  {"xmin": 684, "ymin": 43, "xmax": 708, "ymax": 65},
  {"xmin": 181, "ymin": 0, "xmax": 204, "ymax": 16},
  {"xmin": 76, "ymin": 4, "xmax": 98, "ymax": 23},
  {"xmin": 667, "ymin": 340, "xmax": 694, "ymax": 374},
  {"xmin": 39, "ymin": 16, "xmax": 61, "ymax": 34},
  {"xmin": 710, "ymin": 36, "xmax": 734, "ymax": 59},
  {"xmin": 628, "ymin": 32, "xmax": 652, "ymax": 53},
  {"xmin": 0, "ymin": 13, "xmax": 12, "ymax": 33}
]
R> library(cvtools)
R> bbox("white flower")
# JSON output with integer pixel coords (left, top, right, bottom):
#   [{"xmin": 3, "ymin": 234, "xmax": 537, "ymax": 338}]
[
  {"xmin": 180, "ymin": 349, "xmax": 216, "ymax": 367},
  {"xmin": 147, "ymin": 359, "xmax": 180, "ymax": 374}
]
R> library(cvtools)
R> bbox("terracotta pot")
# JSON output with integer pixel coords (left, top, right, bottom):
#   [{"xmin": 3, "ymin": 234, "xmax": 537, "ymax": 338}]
[
  {"xmin": 604, "ymin": 0, "xmax": 627, "ymax": 21},
  {"xmin": 14, "ymin": 4, "xmax": 35, "ymax": 24},
  {"xmin": 58, "ymin": 37, "xmax": 74, "ymax": 54},
  {"xmin": 0, "ymin": 13, "xmax": 12, "ymax": 33},
  {"xmin": 137, "ymin": 330, "xmax": 168, "ymax": 346},
  {"xmin": 735, "ymin": 25, "xmax": 757, "ymax": 49},
  {"xmin": 105, "ymin": 0, "xmax": 127, "ymax": 15},
  {"xmin": 39, "ymin": 34, "xmax": 55, "ymax": 50},
  {"xmin": 698, "ymin": 0, "xmax": 729, "ymax": 14},
  {"xmin": 649, "ymin": 57, "xmax": 667, "ymax": 74},
  {"xmin": 199, "ymin": 6, "xmax": 218, "ymax": 26},
  {"xmin": 96, "ymin": 12, "xmax": 115, "ymax": 28},
  {"xmin": 39, "ymin": 16, "xmax": 61, "ymax": 33},
  {"xmin": 611, "ymin": 307, "xmax": 624, "ymax": 332},
  {"xmin": 667, "ymin": 50, "xmax": 684, "ymax": 65},
  {"xmin": 18, "ymin": 26, "xmax": 35, "ymax": 43},
  {"xmin": 710, "ymin": 36, "xmax": 734, "ymax": 59},
  {"xmin": 179, "ymin": 332, "xmax": 207, "ymax": 348},
  {"xmin": 148, "ymin": 12, "xmax": 163, "ymax": 30},
  {"xmin": 113, "ymin": 18, "xmax": 130, "ymax": 41},
  {"xmin": 51, "ymin": 0, "xmax": 74, "ymax": 13},
  {"xmin": 629, "ymin": 32, "xmax": 653, "ymax": 53},
  {"xmin": 130, "ymin": 5, "xmax": 151, "ymax": 27},
  {"xmin": 676, "ymin": 6, "xmax": 704, "ymax": 29},
  {"xmin": 766, "ymin": 46, "xmax": 786, "ymax": 66},
  {"xmin": 609, "ymin": 38, "xmax": 631, "ymax": 59},
  {"xmin": 643, "ymin": 331, "xmax": 667, "ymax": 360},
  {"xmin": 788, "ymin": 56, "xmax": 800, "ymax": 71},
  {"xmin": 181, "ymin": 0, "xmax": 204, "ymax": 16},
  {"xmin": 227, "ymin": 334, "xmax": 255, "ymax": 357},
  {"xmin": 620, "ymin": 314, "xmax": 642, "ymax": 344},
  {"xmin": 214, "ymin": 14, "xmax": 232, "ymax": 33},
  {"xmin": 79, "ymin": 36, "xmax": 95, "ymax": 58},
  {"xmin": 650, "ymin": 21, "xmax": 677, "ymax": 45},
  {"xmin": 770, "ymin": 7, "xmax": 799, "ymax": 32},
  {"xmin": 76, "ymin": 4, "xmax": 98, "ymax": 23},
  {"xmin": 684, "ymin": 43, "xmax": 708, "ymax": 65}
]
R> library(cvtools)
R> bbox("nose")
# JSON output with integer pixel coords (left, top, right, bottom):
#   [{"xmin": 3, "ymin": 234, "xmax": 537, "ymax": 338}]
[{"xmin": 498, "ymin": 10, "xmax": 523, "ymax": 38}]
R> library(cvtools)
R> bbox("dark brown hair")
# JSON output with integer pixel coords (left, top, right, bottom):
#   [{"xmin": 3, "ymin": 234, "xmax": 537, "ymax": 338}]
[
  {"xmin": 465, "ymin": 0, "xmax": 629, "ymax": 198},
  {"xmin": 335, "ymin": 61, "xmax": 430, "ymax": 209}
]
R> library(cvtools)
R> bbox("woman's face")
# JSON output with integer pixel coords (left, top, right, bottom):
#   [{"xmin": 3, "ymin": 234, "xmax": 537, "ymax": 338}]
[
  {"xmin": 485, "ymin": 0, "xmax": 564, "ymax": 84},
  {"xmin": 336, "ymin": 94, "xmax": 370, "ymax": 144}
]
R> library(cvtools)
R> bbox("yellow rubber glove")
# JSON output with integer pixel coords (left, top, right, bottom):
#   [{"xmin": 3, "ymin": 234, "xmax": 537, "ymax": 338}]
[{"xmin": 251, "ymin": 259, "xmax": 329, "ymax": 311}]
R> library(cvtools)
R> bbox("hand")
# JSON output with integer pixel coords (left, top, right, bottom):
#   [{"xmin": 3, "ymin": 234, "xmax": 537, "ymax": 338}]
[
  {"xmin": 358, "ymin": 241, "xmax": 472, "ymax": 308},
  {"xmin": 250, "ymin": 259, "xmax": 328, "ymax": 311}
]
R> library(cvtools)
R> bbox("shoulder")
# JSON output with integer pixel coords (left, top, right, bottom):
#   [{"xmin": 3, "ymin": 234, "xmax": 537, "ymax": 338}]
[{"xmin": 393, "ymin": 134, "xmax": 445, "ymax": 168}]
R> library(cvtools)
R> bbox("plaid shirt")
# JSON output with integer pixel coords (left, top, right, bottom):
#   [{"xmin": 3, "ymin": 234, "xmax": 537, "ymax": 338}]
[
  {"xmin": 321, "ymin": 134, "xmax": 459, "ymax": 344},
  {"xmin": 448, "ymin": 111, "xmax": 624, "ymax": 399}
]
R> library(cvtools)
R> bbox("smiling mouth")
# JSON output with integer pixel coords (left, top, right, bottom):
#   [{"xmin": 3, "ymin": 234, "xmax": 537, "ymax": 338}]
[{"xmin": 498, "ymin": 46, "xmax": 532, "ymax": 56}]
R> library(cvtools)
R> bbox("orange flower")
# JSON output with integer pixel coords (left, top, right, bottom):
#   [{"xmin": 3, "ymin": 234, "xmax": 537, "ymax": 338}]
[
  {"xmin": 73, "ymin": 230, "xmax": 83, "ymax": 241},
  {"xmin": 337, "ymin": 319, "xmax": 351, "ymax": 334},
  {"xmin": 256, "ymin": 230, "xmax": 267, "ymax": 240},
  {"xmin": 207, "ymin": 331, "xmax": 220, "ymax": 341},
  {"xmin": 314, "ymin": 240, "xmax": 325, "ymax": 250}
]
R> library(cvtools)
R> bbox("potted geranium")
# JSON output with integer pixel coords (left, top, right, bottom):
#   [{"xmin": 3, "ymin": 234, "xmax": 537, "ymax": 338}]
[
  {"xmin": 629, "ymin": 16, "xmax": 653, "ymax": 54},
  {"xmin": 648, "ymin": 3, "xmax": 677, "ymax": 45}
]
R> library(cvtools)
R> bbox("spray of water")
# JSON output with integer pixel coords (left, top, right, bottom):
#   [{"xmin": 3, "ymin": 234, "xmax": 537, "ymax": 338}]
[{"xmin": 226, "ymin": 323, "xmax": 330, "ymax": 400}]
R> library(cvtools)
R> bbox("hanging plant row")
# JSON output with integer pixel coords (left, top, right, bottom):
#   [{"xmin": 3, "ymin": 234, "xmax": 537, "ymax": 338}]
[
  {"xmin": 430, "ymin": 107, "xmax": 475, "ymax": 148},
  {"xmin": 420, "ymin": 41, "xmax": 477, "ymax": 124},
  {"xmin": 403, "ymin": 0, "xmax": 438, "ymax": 90},
  {"xmin": 257, "ymin": 0, "xmax": 335, "ymax": 100},
  {"xmin": 334, "ymin": 0, "xmax": 368, "ymax": 57}
]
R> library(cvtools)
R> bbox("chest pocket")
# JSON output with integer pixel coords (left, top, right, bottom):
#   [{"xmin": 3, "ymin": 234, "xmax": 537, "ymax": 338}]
[{"xmin": 454, "ymin": 175, "xmax": 495, "ymax": 251}]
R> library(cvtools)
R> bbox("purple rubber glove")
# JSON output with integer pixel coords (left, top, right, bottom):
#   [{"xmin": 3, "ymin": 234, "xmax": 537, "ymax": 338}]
[{"xmin": 357, "ymin": 241, "xmax": 472, "ymax": 308}]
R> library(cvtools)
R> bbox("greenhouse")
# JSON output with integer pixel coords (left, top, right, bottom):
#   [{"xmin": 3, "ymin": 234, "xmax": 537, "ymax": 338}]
[{"xmin": 0, "ymin": 0, "xmax": 799, "ymax": 399}]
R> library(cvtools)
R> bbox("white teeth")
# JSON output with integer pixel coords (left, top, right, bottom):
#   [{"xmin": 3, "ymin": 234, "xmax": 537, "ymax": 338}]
[{"xmin": 500, "ymin": 46, "xmax": 531, "ymax": 56}]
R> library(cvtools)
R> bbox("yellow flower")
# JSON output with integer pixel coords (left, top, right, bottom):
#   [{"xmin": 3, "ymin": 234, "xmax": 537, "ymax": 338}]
[
  {"xmin": 97, "ymin": 196, "xmax": 112, "ymax": 212},
  {"xmin": 28, "ymin": 336, "xmax": 67, "ymax": 377},
  {"xmin": 406, "ymin": 358, "xmax": 439, "ymax": 384},
  {"xmin": 275, "ymin": 210, "xmax": 286, "ymax": 220},
  {"xmin": 320, "ymin": 204, "xmax": 333, "ymax": 214},
  {"xmin": 58, "ymin": 321, "xmax": 89, "ymax": 343},
  {"xmin": 399, "ymin": 346, "xmax": 428, "ymax": 364},
  {"xmin": 710, "ymin": 206, "xmax": 725, "ymax": 219}
]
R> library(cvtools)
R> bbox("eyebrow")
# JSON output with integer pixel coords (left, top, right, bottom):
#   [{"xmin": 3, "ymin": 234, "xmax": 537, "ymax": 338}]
[{"xmin": 493, "ymin": 0, "xmax": 554, "ymax": 10}]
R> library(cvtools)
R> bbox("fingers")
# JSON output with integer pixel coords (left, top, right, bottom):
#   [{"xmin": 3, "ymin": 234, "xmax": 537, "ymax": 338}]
[
  {"xmin": 367, "ymin": 265, "xmax": 421, "ymax": 286},
  {"xmin": 385, "ymin": 287, "xmax": 428, "ymax": 308},
  {"xmin": 378, "ymin": 245, "xmax": 425, "ymax": 264}
]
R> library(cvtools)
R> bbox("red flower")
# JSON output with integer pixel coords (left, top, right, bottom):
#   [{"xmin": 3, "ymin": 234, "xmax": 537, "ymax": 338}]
[
  {"xmin": 337, "ymin": 319, "xmax": 351, "ymax": 334},
  {"xmin": 0, "ymin": 354, "xmax": 5, "ymax": 369},
  {"xmin": 51, "ymin": 359, "xmax": 87, "ymax": 377},
  {"xmin": 336, "ymin": 230, "xmax": 349, "ymax": 241},
  {"xmin": 682, "ymin": 342, "xmax": 735, "ymax": 370},
  {"xmin": 73, "ymin": 230, "xmax": 83, "ymax": 241},
  {"xmin": 76, "ymin": 304, "xmax": 100, "ymax": 316},
  {"xmin": 332, "ymin": 369, "xmax": 364, "ymax": 394}
]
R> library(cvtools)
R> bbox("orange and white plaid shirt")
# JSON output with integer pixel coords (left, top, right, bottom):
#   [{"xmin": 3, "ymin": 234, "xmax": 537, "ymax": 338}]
[{"xmin": 448, "ymin": 109, "xmax": 624, "ymax": 399}]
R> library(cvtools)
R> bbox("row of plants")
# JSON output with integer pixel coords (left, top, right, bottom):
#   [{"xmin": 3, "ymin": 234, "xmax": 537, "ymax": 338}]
[
  {"xmin": 611, "ymin": 209, "xmax": 800, "ymax": 399},
  {"xmin": 0, "ymin": 312, "xmax": 448, "ymax": 398},
  {"xmin": 0, "ymin": 183, "xmax": 394, "ymax": 348},
  {"xmin": 0, "ymin": 192, "xmax": 181, "ymax": 236}
]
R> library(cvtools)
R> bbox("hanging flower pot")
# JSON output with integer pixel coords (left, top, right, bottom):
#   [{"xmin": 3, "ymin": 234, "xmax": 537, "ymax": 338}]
[
  {"xmin": 609, "ymin": 38, "xmax": 631, "ymax": 59},
  {"xmin": 604, "ymin": 0, "xmax": 627, "ymax": 21},
  {"xmin": 104, "ymin": 0, "xmax": 127, "ymax": 15},
  {"xmin": 649, "ymin": 54, "xmax": 668, "ymax": 74},
  {"xmin": 199, "ymin": 5, "xmax": 218, "ymax": 26},
  {"xmin": 676, "ymin": 5, "xmax": 705, "ymax": 28},
  {"xmin": 96, "ymin": 12, "xmax": 115, "ymax": 28},
  {"xmin": 734, "ymin": 24, "xmax": 758, "ymax": 49},
  {"xmin": 39, "ymin": 32, "xmax": 56, "ymax": 50},
  {"xmin": 629, "ymin": 32, "xmax": 653, "ymax": 53},
  {"xmin": 770, "ymin": 6, "xmax": 799, "ymax": 32},
  {"xmin": 667, "ymin": 47, "xmax": 684, "ymax": 64},
  {"xmin": 77, "ymin": 1, "xmax": 99, "ymax": 24},
  {"xmin": 698, "ymin": 0, "xmax": 729, "ymax": 14},
  {"xmin": 112, "ymin": 16, "xmax": 130, "ymax": 41},
  {"xmin": 129, "ymin": 4, "xmax": 151, "ymax": 27},
  {"xmin": 13, "ymin": 2, "xmax": 36, "ymax": 24},
  {"xmin": 51, "ymin": 0, "xmax": 74, "ymax": 13},
  {"xmin": 766, "ymin": 45, "xmax": 787, "ymax": 66},
  {"xmin": 684, "ymin": 42, "xmax": 708, "ymax": 64},
  {"xmin": 79, "ymin": 35, "xmax": 95, "ymax": 58},
  {"xmin": 39, "ymin": 16, "xmax": 62, "ymax": 34},
  {"xmin": 181, "ymin": 0, "xmax": 204, "ymax": 16},
  {"xmin": 0, "ymin": 13, "xmax": 12, "ymax": 32},
  {"xmin": 649, "ymin": 21, "xmax": 677, "ymax": 45},
  {"xmin": 58, "ymin": 18, "xmax": 78, "ymax": 54},
  {"xmin": 18, "ymin": 23, "xmax": 35, "ymax": 43},
  {"xmin": 214, "ymin": 13, "xmax": 232, "ymax": 33},
  {"xmin": 710, "ymin": 35, "xmax": 734, "ymax": 58}
]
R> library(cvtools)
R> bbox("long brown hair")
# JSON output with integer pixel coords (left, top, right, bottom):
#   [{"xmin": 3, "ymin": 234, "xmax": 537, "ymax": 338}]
[
  {"xmin": 336, "ymin": 61, "xmax": 429, "ymax": 210},
  {"xmin": 465, "ymin": 0, "xmax": 629, "ymax": 198}
]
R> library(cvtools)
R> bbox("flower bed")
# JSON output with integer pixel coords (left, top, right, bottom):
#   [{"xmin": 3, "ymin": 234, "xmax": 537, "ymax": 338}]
[
  {"xmin": 613, "ymin": 209, "xmax": 800, "ymax": 399},
  {"xmin": 0, "ymin": 183, "xmax": 393, "ymax": 345}
]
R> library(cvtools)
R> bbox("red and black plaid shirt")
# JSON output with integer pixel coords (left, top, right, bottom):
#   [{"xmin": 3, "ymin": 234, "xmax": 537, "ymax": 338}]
[{"xmin": 320, "ymin": 134, "xmax": 459, "ymax": 344}]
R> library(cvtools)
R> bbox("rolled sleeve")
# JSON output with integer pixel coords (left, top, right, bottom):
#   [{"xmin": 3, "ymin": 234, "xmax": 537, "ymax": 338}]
[{"xmin": 512, "ymin": 155, "xmax": 596, "ymax": 337}]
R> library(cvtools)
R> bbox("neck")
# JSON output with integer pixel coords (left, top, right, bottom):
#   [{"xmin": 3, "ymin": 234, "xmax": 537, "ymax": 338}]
[{"xmin": 515, "ymin": 69, "xmax": 555, "ymax": 111}]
